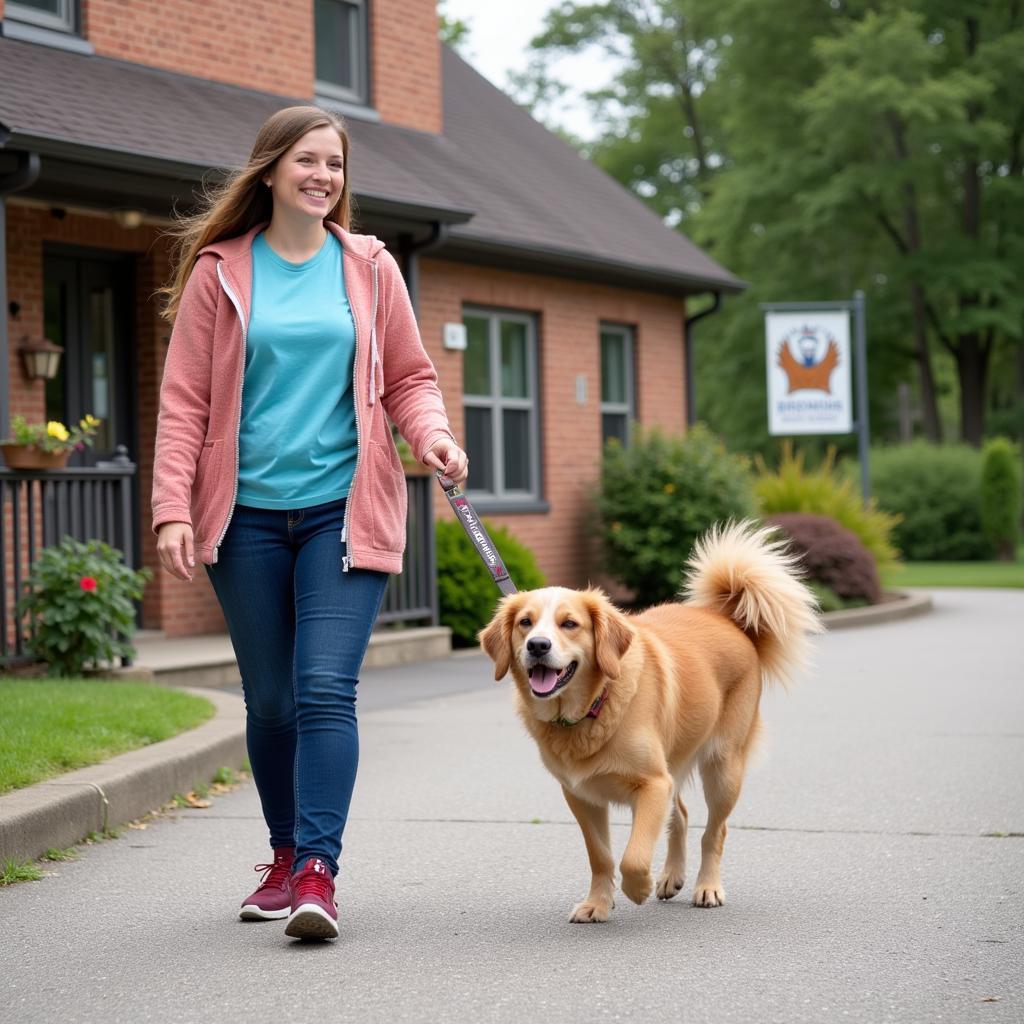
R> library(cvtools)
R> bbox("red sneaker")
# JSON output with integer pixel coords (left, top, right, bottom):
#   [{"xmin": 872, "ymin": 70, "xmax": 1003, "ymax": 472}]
[
  {"xmin": 285, "ymin": 858, "xmax": 339, "ymax": 940},
  {"xmin": 239, "ymin": 847, "xmax": 294, "ymax": 921}
]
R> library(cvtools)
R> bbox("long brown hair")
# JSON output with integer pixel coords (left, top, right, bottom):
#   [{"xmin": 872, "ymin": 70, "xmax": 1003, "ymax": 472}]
[{"xmin": 159, "ymin": 106, "xmax": 352, "ymax": 322}]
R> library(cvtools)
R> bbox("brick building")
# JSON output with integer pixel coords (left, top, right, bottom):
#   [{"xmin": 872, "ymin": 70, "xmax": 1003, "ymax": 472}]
[{"xmin": 0, "ymin": 0, "xmax": 741, "ymax": 639}]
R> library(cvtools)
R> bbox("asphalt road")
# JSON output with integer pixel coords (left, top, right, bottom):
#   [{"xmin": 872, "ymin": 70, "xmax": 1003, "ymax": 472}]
[{"xmin": 2, "ymin": 588, "xmax": 1021, "ymax": 1024}]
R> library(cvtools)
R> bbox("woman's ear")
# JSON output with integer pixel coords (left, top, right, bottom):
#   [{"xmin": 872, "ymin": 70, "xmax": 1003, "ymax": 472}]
[
  {"xmin": 586, "ymin": 590, "xmax": 635, "ymax": 681},
  {"xmin": 478, "ymin": 596, "xmax": 520, "ymax": 681}
]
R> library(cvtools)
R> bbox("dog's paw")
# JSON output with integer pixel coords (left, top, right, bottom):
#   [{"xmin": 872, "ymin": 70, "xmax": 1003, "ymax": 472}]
[
  {"xmin": 620, "ymin": 865, "xmax": 654, "ymax": 905},
  {"xmin": 692, "ymin": 882, "xmax": 725, "ymax": 908},
  {"xmin": 656, "ymin": 868, "xmax": 685, "ymax": 901},
  {"xmin": 569, "ymin": 900, "xmax": 611, "ymax": 923}
]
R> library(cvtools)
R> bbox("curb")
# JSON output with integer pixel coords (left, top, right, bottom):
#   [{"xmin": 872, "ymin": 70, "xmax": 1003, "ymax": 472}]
[
  {"xmin": 820, "ymin": 590, "xmax": 933, "ymax": 630},
  {"xmin": 0, "ymin": 687, "xmax": 246, "ymax": 866}
]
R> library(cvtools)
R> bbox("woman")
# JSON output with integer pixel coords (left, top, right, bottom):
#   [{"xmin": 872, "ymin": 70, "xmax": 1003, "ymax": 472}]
[{"xmin": 153, "ymin": 106, "xmax": 467, "ymax": 942}]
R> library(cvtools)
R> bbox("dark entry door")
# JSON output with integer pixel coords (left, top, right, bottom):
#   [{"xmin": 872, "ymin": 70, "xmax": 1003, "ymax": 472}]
[
  {"xmin": 43, "ymin": 250, "xmax": 136, "ymax": 465},
  {"xmin": 42, "ymin": 249, "xmax": 140, "ymax": 573}
]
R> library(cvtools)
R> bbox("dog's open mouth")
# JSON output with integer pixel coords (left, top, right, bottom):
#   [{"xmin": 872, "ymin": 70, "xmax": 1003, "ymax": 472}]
[{"xmin": 528, "ymin": 661, "xmax": 578, "ymax": 698}]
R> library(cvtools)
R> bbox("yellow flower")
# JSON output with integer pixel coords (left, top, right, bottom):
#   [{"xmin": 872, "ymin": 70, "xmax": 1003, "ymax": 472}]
[
  {"xmin": 46, "ymin": 421, "xmax": 70, "ymax": 441},
  {"xmin": 611, "ymin": 521, "xmax": 622, "ymax": 533},
  {"xmin": 663, "ymin": 482, "xmax": 676, "ymax": 494},
  {"xmin": 81, "ymin": 414, "xmax": 100, "ymax": 428}
]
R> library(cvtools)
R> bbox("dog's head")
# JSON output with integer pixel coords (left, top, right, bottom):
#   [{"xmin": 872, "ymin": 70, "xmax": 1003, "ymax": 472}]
[{"xmin": 479, "ymin": 587, "xmax": 635, "ymax": 710}]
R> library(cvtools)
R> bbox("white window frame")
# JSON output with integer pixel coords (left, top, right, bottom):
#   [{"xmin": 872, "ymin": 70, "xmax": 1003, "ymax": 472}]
[
  {"xmin": 462, "ymin": 307, "xmax": 541, "ymax": 506},
  {"xmin": 314, "ymin": 0, "xmax": 370, "ymax": 107},
  {"xmin": 600, "ymin": 323, "xmax": 636, "ymax": 447},
  {"xmin": 6, "ymin": 0, "xmax": 77, "ymax": 33}
]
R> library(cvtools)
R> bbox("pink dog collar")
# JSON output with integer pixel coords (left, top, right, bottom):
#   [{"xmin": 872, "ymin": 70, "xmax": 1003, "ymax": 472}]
[{"xmin": 555, "ymin": 687, "xmax": 609, "ymax": 728}]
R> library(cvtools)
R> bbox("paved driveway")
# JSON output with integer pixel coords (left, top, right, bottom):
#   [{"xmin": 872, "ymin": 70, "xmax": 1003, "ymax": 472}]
[{"xmin": 2, "ymin": 589, "xmax": 1021, "ymax": 1023}]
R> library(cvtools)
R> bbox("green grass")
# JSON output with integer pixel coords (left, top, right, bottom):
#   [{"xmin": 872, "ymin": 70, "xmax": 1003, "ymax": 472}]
[
  {"xmin": 1, "ymin": 859, "xmax": 43, "ymax": 885},
  {"xmin": 883, "ymin": 545, "xmax": 1024, "ymax": 589},
  {"xmin": 0, "ymin": 679, "xmax": 215, "ymax": 795}
]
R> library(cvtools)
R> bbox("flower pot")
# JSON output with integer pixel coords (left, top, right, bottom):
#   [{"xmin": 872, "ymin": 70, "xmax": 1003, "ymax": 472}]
[{"xmin": 0, "ymin": 443, "xmax": 71, "ymax": 470}]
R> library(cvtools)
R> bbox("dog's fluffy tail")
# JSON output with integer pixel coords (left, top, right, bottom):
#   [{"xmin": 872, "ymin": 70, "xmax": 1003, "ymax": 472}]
[{"xmin": 682, "ymin": 520, "xmax": 823, "ymax": 687}]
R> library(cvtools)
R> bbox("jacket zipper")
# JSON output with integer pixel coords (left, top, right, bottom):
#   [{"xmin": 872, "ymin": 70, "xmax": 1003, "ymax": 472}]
[
  {"xmin": 213, "ymin": 262, "xmax": 247, "ymax": 563},
  {"xmin": 341, "ymin": 258, "xmax": 377, "ymax": 571}
]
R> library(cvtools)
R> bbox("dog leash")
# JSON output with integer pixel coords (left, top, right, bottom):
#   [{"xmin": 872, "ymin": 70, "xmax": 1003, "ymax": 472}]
[{"xmin": 436, "ymin": 472, "xmax": 518, "ymax": 596}]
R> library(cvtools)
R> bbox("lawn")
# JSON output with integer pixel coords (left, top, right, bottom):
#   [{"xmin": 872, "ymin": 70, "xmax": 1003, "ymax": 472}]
[
  {"xmin": 883, "ymin": 546, "xmax": 1024, "ymax": 589},
  {"xmin": 0, "ymin": 679, "xmax": 215, "ymax": 794}
]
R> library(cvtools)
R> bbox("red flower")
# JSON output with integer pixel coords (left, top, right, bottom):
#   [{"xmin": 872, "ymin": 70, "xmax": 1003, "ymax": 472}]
[{"xmin": 80, "ymin": 577, "xmax": 98, "ymax": 591}]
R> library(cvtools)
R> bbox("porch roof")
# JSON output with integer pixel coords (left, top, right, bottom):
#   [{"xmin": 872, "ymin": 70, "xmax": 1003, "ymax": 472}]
[{"xmin": 0, "ymin": 34, "xmax": 742, "ymax": 295}]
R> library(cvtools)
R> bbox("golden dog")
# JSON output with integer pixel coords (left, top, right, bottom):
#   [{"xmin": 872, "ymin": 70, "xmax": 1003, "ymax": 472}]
[{"xmin": 479, "ymin": 521, "xmax": 820, "ymax": 922}]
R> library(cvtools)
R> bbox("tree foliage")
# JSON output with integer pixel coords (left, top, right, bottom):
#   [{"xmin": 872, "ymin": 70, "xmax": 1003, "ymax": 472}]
[{"xmin": 518, "ymin": 0, "xmax": 1024, "ymax": 450}]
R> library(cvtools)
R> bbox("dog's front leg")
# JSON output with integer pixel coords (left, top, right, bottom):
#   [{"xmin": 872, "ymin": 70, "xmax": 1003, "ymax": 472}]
[
  {"xmin": 620, "ymin": 774, "xmax": 673, "ymax": 905},
  {"xmin": 561, "ymin": 786, "xmax": 615, "ymax": 923}
]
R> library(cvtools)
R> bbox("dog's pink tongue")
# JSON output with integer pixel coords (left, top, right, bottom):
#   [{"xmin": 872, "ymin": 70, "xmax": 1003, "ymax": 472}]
[{"xmin": 530, "ymin": 666, "xmax": 560, "ymax": 694}]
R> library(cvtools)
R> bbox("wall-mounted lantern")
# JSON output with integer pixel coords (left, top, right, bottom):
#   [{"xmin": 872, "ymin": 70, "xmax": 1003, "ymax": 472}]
[{"xmin": 19, "ymin": 336, "xmax": 64, "ymax": 381}]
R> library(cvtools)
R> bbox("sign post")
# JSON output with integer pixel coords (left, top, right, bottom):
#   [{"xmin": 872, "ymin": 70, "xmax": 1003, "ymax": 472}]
[{"xmin": 762, "ymin": 294, "xmax": 871, "ymax": 499}]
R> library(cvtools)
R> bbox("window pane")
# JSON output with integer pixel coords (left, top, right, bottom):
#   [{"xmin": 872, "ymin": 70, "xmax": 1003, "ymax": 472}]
[
  {"xmin": 465, "ymin": 407, "xmax": 494, "ymax": 493},
  {"xmin": 315, "ymin": 0, "xmax": 356, "ymax": 90},
  {"xmin": 601, "ymin": 330, "xmax": 626, "ymax": 404},
  {"xmin": 502, "ymin": 409, "xmax": 531, "ymax": 492},
  {"xmin": 500, "ymin": 321, "xmax": 529, "ymax": 398},
  {"xmin": 11, "ymin": 0, "xmax": 63, "ymax": 12},
  {"xmin": 602, "ymin": 413, "xmax": 628, "ymax": 448},
  {"xmin": 463, "ymin": 316, "xmax": 491, "ymax": 396}
]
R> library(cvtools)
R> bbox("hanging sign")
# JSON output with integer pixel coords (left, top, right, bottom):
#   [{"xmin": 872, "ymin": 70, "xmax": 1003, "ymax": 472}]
[{"xmin": 765, "ymin": 310, "xmax": 853, "ymax": 435}]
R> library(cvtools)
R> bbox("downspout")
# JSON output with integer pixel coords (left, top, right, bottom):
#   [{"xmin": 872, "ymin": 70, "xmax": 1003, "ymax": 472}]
[
  {"xmin": 0, "ymin": 149, "xmax": 42, "ymax": 436},
  {"xmin": 398, "ymin": 222, "xmax": 449, "ymax": 314},
  {"xmin": 683, "ymin": 290, "xmax": 722, "ymax": 427}
]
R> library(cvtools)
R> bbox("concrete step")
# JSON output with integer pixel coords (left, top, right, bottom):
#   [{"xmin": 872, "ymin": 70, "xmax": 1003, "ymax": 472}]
[{"xmin": 129, "ymin": 625, "xmax": 452, "ymax": 688}]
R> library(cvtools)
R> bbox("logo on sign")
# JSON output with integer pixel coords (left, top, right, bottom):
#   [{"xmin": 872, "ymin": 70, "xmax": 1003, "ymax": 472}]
[{"xmin": 777, "ymin": 325, "xmax": 840, "ymax": 395}]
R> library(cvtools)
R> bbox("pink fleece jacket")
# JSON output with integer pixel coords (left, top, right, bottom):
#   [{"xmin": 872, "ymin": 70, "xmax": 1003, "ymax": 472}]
[{"xmin": 152, "ymin": 222, "xmax": 456, "ymax": 573}]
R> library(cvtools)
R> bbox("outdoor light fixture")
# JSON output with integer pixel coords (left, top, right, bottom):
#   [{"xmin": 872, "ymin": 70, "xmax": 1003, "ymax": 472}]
[
  {"xmin": 19, "ymin": 336, "xmax": 64, "ymax": 381},
  {"xmin": 113, "ymin": 208, "xmax": 145, "ymax": 229}
]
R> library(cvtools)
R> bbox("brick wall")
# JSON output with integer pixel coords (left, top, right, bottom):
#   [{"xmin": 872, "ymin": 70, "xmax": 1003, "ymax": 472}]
[
  {"xmin": 4, "ymin": 202, "xmax": 226, "ymax": 639},
  {"xmin": 83, "ymin": 0, "xmax": 314, "ymax": 99},
  {"xmin": 371, "ymin": 0, "xmax": 442, "ymax": 132},
  {"xmin": 76, "ymin": 0, "xmax": 442, "ymax": 133},
  {"xmin": 418, "ymin": 257, "xmax": 687, "ymax": 589}
]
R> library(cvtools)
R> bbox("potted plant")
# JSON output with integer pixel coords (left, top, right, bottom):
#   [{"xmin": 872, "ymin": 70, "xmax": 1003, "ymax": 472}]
[{"xmin": 0, "ymin": 414, "xmax": 101, "ymax": 470}]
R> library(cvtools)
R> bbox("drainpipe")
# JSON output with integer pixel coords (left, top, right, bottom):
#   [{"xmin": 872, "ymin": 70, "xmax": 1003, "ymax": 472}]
[
  {"xmin": 398, "ymin": 222, "xmax": 449, "ymax": 314},
  {"xmin": 683, "ymin": 291, "xmax": 722, "ymax": 427},
  {"xmin": 0, "ymin": 149, "xmax": 42, "ymax": 436}
]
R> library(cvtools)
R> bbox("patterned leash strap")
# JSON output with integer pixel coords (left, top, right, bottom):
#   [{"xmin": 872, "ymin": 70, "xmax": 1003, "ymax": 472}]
[{"xmin": 436, "ymin": 471, "xmax": 518, "ymax": 596}]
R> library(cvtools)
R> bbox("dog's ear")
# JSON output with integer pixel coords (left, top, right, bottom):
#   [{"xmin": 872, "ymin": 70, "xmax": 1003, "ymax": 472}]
[
  {"xmin": 585, "ymin": 590, "xmax": 635, "ymax": 681},
  {"xmin": 478, "ymin": 595, "xmax": 521, "ymax": 681}
]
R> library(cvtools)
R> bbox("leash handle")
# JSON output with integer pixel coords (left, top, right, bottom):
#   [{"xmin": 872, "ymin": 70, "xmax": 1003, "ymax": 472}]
[{"xmin": 436, "ymin": 472, "xmax": 518, "ymax": 595}]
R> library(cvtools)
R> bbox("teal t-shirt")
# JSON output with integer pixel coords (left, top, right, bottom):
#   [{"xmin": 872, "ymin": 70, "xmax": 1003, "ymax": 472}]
[{"xmin": 236, "ymin": 231, "xmax": 357, "ymax": 510}]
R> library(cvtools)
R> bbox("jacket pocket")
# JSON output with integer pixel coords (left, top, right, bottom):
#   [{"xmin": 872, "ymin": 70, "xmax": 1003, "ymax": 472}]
[
  {"xmin": 369, "ymin": 440, "xmax": 407, "ymax": 552},
  {"xmin": 191, "ymin": 439, "xmax": 223, "ymax": 543}
]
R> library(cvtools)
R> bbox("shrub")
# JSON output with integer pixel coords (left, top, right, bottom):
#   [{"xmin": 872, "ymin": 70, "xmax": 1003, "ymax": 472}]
[
  {"xmin": 16, "ymin": 537, "xmax": 151, "ymax": 677},
  {"xmin": 436, "ymin": 519, "xmax": 545, "ymax": 646},
  {"xmin": 767, "ymin": 512, "xmax": 882, "ymax": 606},
  {"xmin": 597, "ymin": 424, "xmax": 757, "ymax": 606},
  {"xmin": 755, "ymin": 443, "xmax": 900, "ymax": 571},
  {"xmin": 870, "ymin": 442, "xmax": 990, "ymax": 561},
  {"xmin": 980, "ymin": 437, "xmax": 1022, "ymax": 561}
]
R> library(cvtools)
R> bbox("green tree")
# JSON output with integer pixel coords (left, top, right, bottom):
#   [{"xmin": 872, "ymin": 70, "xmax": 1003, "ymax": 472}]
[
  {"xmin": 437, "ymin": 0, "xmax": 471, "ymax": 51},
  {"xmin": 519, "ymin": 0, "xmax": 1024, "ymax": 449}
]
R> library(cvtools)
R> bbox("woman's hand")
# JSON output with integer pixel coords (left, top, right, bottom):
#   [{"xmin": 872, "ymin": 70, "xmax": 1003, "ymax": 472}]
[
  {"xmin": 156, "ymin": 522, "xmax": 195, "ymax": 581},
  {"xmin": 423, "ymin": 439, "xmax": 469, "ymax": 487}
]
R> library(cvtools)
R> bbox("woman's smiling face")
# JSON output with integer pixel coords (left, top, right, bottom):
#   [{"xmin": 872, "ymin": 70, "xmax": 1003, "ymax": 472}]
[{"xmin": 263, "ymin": 125, "xmax": 345, "ymax": 222}]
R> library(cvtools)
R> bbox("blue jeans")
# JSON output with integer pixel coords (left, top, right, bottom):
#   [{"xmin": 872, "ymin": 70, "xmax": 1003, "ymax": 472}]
[{"xmin": 206, "ymin": 498, "xmax": 387, "ymax": 876}]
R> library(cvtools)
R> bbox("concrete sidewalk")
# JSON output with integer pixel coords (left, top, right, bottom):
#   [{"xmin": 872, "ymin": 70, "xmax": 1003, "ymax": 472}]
[{"xmin": 1, "ymin": 588, "xmax": 1021, "ymax": 1023}]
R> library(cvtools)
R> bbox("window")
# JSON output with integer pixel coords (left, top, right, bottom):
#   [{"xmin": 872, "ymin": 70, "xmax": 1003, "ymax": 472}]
[
  {"xmin": 6, "ymin": 0, "xmax": 77, "ymax": 33},
  {"xmin": 600, "ymin": 324, "xmax": 635, "ymax": 447},
  {"xmin": 315, "ymin": 0, "xmax": 369, "ymax": 106},
  {"xmin": 462, "ymin": 309, "xmax": 540, "ymax": 503}
]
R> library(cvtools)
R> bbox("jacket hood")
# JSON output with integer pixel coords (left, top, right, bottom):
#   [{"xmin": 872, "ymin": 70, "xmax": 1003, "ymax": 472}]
[{"xmin": 199, "ymin": 223, "xmax": 386, "ymax": 262}]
